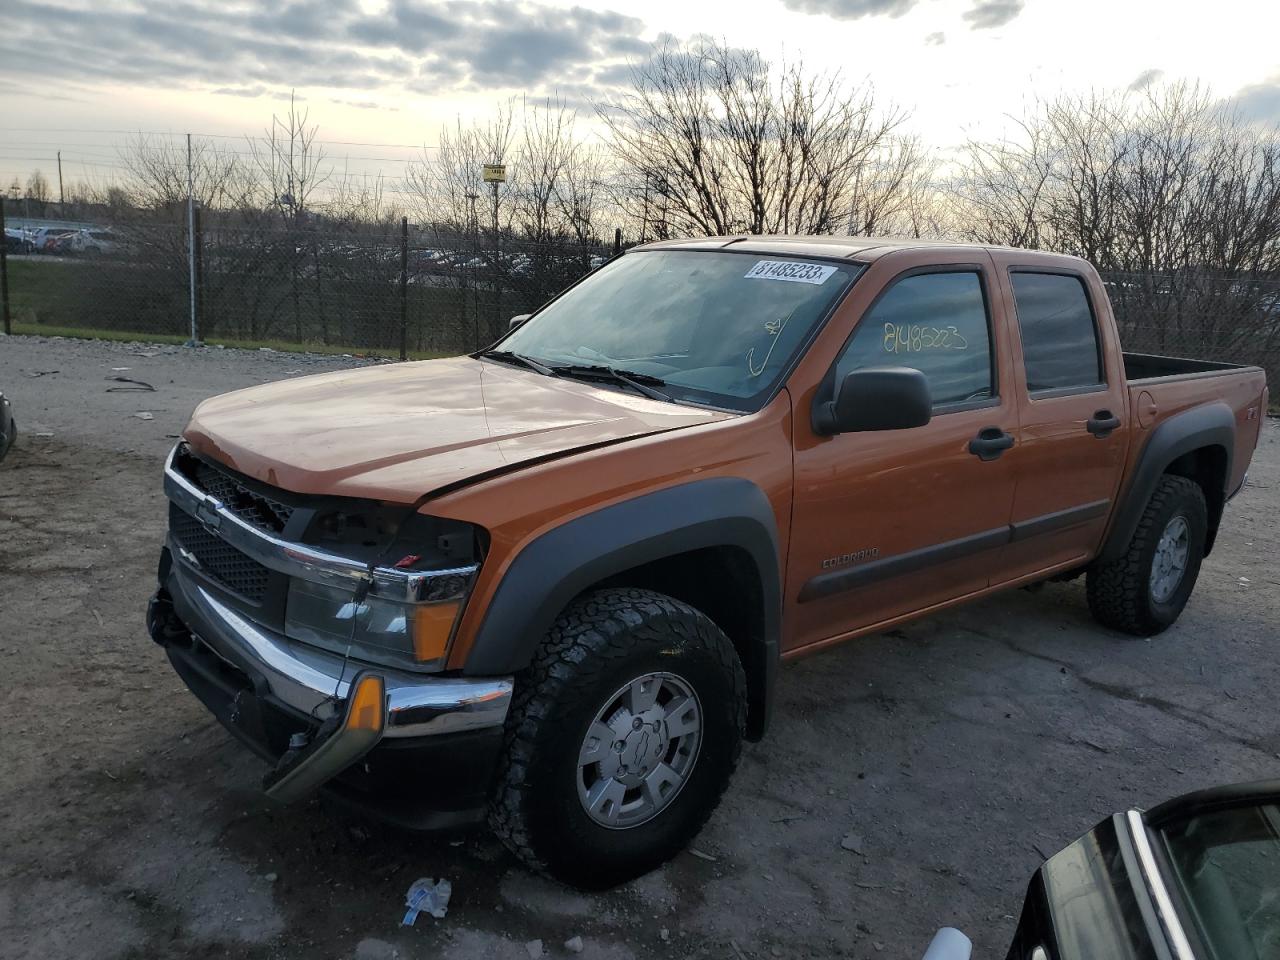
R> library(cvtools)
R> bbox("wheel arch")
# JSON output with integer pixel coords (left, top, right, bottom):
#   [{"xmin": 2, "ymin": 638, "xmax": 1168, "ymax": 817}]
[
  {"xmin": 463, "ymin": 477, "xmax": 782, "ymax": 740},
  {"xmin": 1101, "ymin": 403, "xmax": 1234, "ymax": 563}
]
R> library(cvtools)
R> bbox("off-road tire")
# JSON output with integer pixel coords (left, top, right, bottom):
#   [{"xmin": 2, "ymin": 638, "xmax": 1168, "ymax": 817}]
[
  {"xmin": 1087, "ymin": 475, "xmax": 1207, "ymax": 636},
  {"xmin": 489, "ymin": 587, "xmax": 746, "ymax": 889}
]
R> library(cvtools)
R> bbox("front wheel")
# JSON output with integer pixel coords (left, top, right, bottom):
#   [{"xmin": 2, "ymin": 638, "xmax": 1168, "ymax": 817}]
[
  {"xmin": 1087, "ymin": 475, "xmax": 1207, "ymax": 636},
  {"xmin": 489, "ymin": 588, "xmax": 746, "ymax": 889}
]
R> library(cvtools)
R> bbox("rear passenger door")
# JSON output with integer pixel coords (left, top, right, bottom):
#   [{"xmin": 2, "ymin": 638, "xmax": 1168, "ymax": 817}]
[{"xmin": 993, "ymin": 262, "xmax": 1129, "ymax": 584}]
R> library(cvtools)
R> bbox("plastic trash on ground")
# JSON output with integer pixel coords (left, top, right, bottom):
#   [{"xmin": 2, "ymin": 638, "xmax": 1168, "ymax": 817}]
[{"xmin": 401, "ymin": 877, "xmax": 452, "ymax": 926}]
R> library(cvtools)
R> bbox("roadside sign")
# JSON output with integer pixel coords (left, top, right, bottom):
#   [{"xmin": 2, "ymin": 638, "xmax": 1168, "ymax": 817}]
[{"xmin": 482, "ymin": 164, "xmax": 507, "ymax": 183}]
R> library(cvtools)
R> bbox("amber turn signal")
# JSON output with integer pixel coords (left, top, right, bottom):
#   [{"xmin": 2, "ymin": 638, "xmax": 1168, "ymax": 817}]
[
  {"xmin": 413, "ymin": 601, "xmax": 461, "ymax": 663},
  {"xmin": 344, "ymin": 673, "xmax": 387, "ymax": 733}
]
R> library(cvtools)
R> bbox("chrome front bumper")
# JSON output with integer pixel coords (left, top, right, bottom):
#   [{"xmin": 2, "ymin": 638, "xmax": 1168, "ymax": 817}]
[{"xmin": 170, "ymin": 574, "xmax": 512, "ymax": 739}]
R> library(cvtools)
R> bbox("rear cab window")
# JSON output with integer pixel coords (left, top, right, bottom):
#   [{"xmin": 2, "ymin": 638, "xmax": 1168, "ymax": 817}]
[
  {"xmin": 1010, "ymin": 272, "xmax": 1104, "ymax": 395},
  {"xmin": 834, "ymin": 270, "xmax": 996, "ymax": 410}
]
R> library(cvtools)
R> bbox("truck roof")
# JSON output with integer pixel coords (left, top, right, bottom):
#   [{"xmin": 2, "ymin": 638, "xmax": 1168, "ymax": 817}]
[{"xmin": 635, "ymin": 234, "xmax": 1084, "ymax": 266}]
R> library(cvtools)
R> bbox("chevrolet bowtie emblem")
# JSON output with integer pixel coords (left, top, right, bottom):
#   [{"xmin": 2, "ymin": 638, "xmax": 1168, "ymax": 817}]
[{"xmin": 195, "ymin": 496, "xmax": 223, "ymax": 533}]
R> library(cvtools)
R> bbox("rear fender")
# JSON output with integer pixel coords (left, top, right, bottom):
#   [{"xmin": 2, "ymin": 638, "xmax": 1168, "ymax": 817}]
[{"xmin": 1101, "ymin": 403, "xmax": 1234, "ymax": 562}]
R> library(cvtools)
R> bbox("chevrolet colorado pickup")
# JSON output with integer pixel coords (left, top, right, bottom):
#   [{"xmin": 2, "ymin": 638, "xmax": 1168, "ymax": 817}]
[{"xmin": 148, "ymin": 237, "xmax": 1268, "ymax": 888}]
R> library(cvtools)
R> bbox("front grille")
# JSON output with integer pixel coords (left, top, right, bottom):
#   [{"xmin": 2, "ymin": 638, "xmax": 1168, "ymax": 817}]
[
  {"xmin": 177, "ymin": 447, "xmax": 295, "ymax": 534},
  {"xmin": 171, "ymin": 505, "xmax": 271, "ymax": 602}
]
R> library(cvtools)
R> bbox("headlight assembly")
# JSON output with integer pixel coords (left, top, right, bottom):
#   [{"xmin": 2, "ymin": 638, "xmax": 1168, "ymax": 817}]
[{"xmin": 285, "ymin": 512, "xmax": 484, "ymax": 672}]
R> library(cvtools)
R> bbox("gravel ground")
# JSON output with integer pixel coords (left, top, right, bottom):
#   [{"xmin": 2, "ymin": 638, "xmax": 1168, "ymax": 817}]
[{"xmin": 1, "ymin": 333, "xmax": 1277, "ymax": 960}]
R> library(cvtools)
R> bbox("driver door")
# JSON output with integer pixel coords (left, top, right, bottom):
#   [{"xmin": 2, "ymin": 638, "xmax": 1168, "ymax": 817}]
[{"xmin": 786, "ymin": 253, "xmax": 1020, "ymax": 653}]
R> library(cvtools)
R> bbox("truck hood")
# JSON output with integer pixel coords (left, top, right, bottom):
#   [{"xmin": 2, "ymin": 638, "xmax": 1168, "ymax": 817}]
[{"xmin": 183, "ymin": 356, "xmax": 735, "ymax": 502}]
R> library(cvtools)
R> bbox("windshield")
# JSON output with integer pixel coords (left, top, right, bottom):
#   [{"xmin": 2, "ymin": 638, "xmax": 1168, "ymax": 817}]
[
  {"xmin": 500, "ymin": 250, "xmax": 861, "ymax": 409},
  {"xmin": 1158, "ymin": 803, "xmax": 1280, "ymax": 959}
]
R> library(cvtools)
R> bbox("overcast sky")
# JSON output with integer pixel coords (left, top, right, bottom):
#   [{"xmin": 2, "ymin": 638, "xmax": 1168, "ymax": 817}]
[{"xmin": 1, "ymin": 0, "xmax": 1278, "ymax": 194}]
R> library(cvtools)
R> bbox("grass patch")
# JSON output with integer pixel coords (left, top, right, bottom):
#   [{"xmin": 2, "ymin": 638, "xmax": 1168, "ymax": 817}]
[{"xmin": 6, "ymin": 322, "xmax": 454, "ymax": 360}]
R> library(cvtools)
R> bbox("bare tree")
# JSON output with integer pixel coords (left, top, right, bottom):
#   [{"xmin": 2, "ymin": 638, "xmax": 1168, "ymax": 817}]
[
  {"xmin": 599, "ymin": 38, "xmax": 920, "ymax": 237},
  {"xmin": 955, "ymin": 82, "xmax": 1280, "ymax": 374},
  {"xmin": 248, "ymin": 93, "xmax": 331, "ymax": 225},
  {"xmin": 408, "ymin": 105, "xmax": 515, "ymax": 236},
  {"xmin": 25, "ymin": 170, "xmax": 51, "ymax": 204},
  {"xmin": 955, "ymin": 83, "xmax": 1280, "ymax": 274},
  {"xmin": 406, "ymin": 99, "xmax": 610, "ymax": 342},
  {"xmin": 119, "ymin": 134, "xmax": 251, "ymax": 212}
]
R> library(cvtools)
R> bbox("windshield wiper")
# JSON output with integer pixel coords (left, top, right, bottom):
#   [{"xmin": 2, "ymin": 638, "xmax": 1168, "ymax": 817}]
[
  {"xmin": 478, "ymin": 349, "xmax": 557, "ymax": 376},
  {"xmin": 552, "ymin": 364, "xmax": 673, "ymax": 402}
]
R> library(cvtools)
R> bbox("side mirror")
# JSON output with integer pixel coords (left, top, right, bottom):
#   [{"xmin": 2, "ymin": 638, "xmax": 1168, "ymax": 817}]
[
  {"xmin": 509, "ymin": 314, "xmax": 532, "ymax": 331},
  {"xmin": 813, "ymin": 366, "xmax": 932, "ymax": 435}
]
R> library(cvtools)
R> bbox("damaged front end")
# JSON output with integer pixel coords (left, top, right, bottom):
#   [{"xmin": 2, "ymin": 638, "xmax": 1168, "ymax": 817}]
[{"xmin": 149, "ymin": 442, "xmax": 514, "ymax": 828}]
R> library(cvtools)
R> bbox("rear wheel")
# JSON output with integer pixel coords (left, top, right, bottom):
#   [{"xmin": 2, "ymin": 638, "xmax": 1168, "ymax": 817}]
[
  {"xmin": 489, "ymin": 587, "xmax": 746, "ymax": 889},
  {"xmin": 1087, "ymin": 475, "xmax": 1207, "ymax": 636}
]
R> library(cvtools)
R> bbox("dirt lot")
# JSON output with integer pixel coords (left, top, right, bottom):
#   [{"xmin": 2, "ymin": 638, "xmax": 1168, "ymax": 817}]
[{"xmin": 1, "ymin": 333, "xmax": 1277, "ymax": 960}]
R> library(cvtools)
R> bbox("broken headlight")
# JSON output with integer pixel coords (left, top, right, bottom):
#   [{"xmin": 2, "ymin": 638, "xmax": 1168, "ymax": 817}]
[{"xmin": 285, "ymin": 513, "xmax": 483, "ymax": 672}]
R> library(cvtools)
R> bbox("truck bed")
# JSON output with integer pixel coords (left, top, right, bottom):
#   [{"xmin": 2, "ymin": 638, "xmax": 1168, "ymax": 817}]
[{"xmin": 1123, "ymin": 351, "xmax": 1248, "ymax": 382}]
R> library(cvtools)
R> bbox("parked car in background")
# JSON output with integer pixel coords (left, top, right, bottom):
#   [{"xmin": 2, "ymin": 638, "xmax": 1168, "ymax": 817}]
[
  {"xmin": 28, "ymin": 226, "xmax": 75, "ymax": 255},
  {"xmin": 3, "ymin": 227, "xmax": 34, "ymax": 254},
  {"xmin": 148, "ymin": 237, "xmax": 1266, "ymax": 889},
  {"xmin": 924, "ymin": 778, "xmax": 1280, "ymax": 960},
  {"xmin": 68, "ymin": 228, "xmax": 121, "ymax": 256}
]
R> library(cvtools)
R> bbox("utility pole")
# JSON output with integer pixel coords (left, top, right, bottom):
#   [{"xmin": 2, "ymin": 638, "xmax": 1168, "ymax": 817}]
[
  {"xmin": 399, "ymin": 216, "xmax": 408, "ymax": 362},
  {"xmin": 481, "ymin": 162, "xmax": 506, "ymax": 342},
  {"xmin": 0, "ymin": 196, "xmax": 11, "ymax": 336},
  {"xmin": 56, "ymin": 151, "xmax": 64, "ymax": 206},
  {"xmin": 465, "ymin": 191, "xmax": 480, "ymax": 350},
  {"xmin": 186, "ymin": 133, "xmax": 198, "ymax": 345}
]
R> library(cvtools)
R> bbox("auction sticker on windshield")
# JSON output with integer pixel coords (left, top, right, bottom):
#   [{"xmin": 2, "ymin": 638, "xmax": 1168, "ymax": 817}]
[{"xmin": 744, "ymin": 260, "xmax": 838, "ymax": 284}]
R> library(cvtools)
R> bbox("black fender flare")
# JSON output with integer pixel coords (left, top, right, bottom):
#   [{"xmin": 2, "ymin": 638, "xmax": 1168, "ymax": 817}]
[
  {"xmin": 1100, "ymin": 402, "xmax": 1235, "ymax": 563},
  {"xmin": 464, "ymin": 476, "xmax": 781, "ymax": 738}
]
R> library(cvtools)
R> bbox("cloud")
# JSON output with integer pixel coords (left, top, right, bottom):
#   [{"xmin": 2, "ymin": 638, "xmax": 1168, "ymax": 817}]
[
  {"xmin": 962, "ymin": 0, "xmax": 1023, "ymax": 29},
  {"xmin": 1128, "ymin": 68, "xmax": 1163, "ymax": 92},
  {"xmin": 330, "ymin": 98, "xmax": 394, "ymax": 111},
  {"xmin": 1229, "ymin": 76, "xmax": 1280, "ymax": 124},
  {"xmin": 924, "ymin": 31, "xmax": 945, "ymax": 45},
  {"xmin": 0, "ymin": 0, "xmax": 649, "ymax": 99},
  {"xmin": 780, "ymin": 0, "xmax": 918, "ymax": 20}
]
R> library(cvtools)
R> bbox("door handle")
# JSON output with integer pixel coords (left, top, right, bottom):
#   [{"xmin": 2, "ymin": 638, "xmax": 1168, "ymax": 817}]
[
  {"xmin": 968, "ymin": 426, "xmax": 1015, "ymax": 461},
  {"xmin": 1087, "ymin": 410, "xmax": 1121, "ymax": 438}
]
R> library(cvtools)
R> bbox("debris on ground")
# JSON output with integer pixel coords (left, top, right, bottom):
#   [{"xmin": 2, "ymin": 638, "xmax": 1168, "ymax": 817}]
[
  {"xmin": 840, "ymin": 833, "xmax": 865, "ymax": 854},
  {"xmin": 524, "ymin": 939, "xmax": 544, "ymax": 958},
  {"xmin": 133, "ymin": 412, "xmax": 154, "ymax": 421},
  {"xmin": 688, "ymin": 847, "xmax": 718, "ymax": 862},
  {"xmin": 564, "ymin": 936, "xmax": 584, "ymax": 953},
  {"xmin": 105, "ymin": 376, "xmax": 156, "ymax": 392},
  {"xmin": 401, "ymin": 877, "xmax": 451, "ymax": 926},
  {"xmin": 27, "ymin": 370, "xmax": 59, "ymax": 378},
  {"xmin": 660, "ymin": 927, "xmax": 671, "ymax": 942}
]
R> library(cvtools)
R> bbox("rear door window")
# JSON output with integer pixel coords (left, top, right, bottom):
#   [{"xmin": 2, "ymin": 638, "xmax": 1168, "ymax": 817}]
[{"xmin": 1011, "ymin": 272, "xmax": 1103, "ymax": 393}]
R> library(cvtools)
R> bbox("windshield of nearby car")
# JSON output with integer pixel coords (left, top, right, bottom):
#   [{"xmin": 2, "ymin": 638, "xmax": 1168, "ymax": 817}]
[
  {"xmin": 1157, "ymin": 803, "xmax": 1280, "ymax": 959},
  {"xmin": 499, "ymin": 249, "xmax": 862, "ymax": 409}
]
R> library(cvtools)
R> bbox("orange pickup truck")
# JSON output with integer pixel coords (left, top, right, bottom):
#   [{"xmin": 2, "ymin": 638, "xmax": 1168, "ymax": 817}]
[{"xmin": 148, "ymin": 237, "xmax": 1268, "ymax": 888}]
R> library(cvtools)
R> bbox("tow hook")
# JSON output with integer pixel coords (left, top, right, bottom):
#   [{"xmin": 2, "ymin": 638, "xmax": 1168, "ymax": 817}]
[
  {"xmin": 263, "ymin": 672, "xmax": 388, "ymax": 803},
  {"xmin": 147, "ymin": 590, "xmax": 190, "ymax": 647}
]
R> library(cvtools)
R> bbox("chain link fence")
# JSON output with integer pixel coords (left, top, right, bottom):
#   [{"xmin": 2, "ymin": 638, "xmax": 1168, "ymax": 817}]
[
  {"xmin": 2, "ymin": 202, "xmax": 1278, "ymax": 387},
  {"xmin": 1, "ymin": 204, "xmax": 616, "ymax": 357}
]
